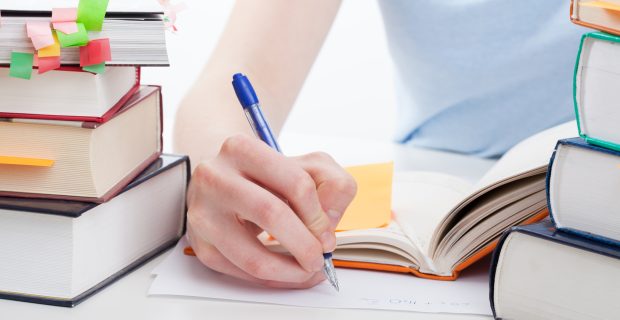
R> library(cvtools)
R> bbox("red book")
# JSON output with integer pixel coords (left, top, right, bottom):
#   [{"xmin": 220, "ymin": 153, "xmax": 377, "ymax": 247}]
[
  {"xmin": 0, "ymin": 66, "xmax": 141, "ymax": 123},
  {"xmin": 0, "ymin": 85, "xmax": 163, "ymax": 203}
]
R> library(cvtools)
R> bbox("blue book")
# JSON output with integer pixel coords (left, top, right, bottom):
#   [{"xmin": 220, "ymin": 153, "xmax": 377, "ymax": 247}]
[
  {"xmin": 490, "ymin": 221, "xmax": 620, "ymax": 320},
  {"xmin": 546, "ymin": 137, "xmax": 620, "ymax": 246}
]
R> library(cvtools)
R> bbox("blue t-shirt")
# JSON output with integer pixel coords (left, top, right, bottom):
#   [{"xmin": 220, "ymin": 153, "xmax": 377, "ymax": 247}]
[{"xmin": 378, "ymin": 0, "xmax": 586, "ymax": 157}]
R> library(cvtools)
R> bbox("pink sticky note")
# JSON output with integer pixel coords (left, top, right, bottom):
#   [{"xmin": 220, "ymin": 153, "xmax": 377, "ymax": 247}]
[
  {"xmin": 52, "ymin": 8, "xmax": 78, "ymax": 22},
  {"xmin": 37, "ymin": 56, "xmax": 61, "ymax": 74},
  {"xmin": 26, "ymin": 22, "xmax": 55, "ymax": 49},
  {"xmin": 79, "ymin": 38, "xmax": 111, "ymax": 66},
  {"xmin": 52, "ymin": 21, "xmax": 79, "ymax": 34}
]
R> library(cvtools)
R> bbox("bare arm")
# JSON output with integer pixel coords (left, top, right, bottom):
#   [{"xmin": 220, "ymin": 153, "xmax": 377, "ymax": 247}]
[{"xmin": 173, "ymin": 0, "xmax": 342, "ymax": 164}]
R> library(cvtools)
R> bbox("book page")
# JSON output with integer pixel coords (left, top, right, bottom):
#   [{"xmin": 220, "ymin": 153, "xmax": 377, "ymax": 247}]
[
  {"xmin": 391, "ymin": 172, "xmax": 473, "ymax": 261},
  {"xmin": 475, "ymin": 121, "xmax": 577, "ymax": 188}
]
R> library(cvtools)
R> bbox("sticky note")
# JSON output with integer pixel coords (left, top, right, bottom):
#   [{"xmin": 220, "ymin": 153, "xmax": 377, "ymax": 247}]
[
  {"xmin": 336, "ymin": 162, "xmax": 394, "ymax": 232},
  {"xmin": 52, "ymin": 8, "xmax": 78, "ymax": 22},
  {"xmin": 57, "ymin": 23, "xmax": 88, "ymax": 47},
  {"xmin": 38, "ymin": 32, "xmax": 61, "ymax": 57},
  {"xmin": 82, "ymin": 62, "xmax": 106, "ymax": 74},
  {"xmin": 77, "ymin": 0, "xmax": 110, "ymax": 31},
  {"xmin": 79, "ymin": 38, "xmax": 111, "ymax": 66},
  {"xmin": 581, "ymin": 1, "xmax": 620, "ymax": 11},
  {"xmin": 52, "ymin": 8, "xmax": 79, "ymax": 34},
  {"xmin": 0, "ymin": 156, "xmax": 54, "ymax": 167},
  {"xmin": 26, "ymin": 21, "xmax": 55, "ymax": 50},
  {"xmin": 9, "ymin": 52, "xmax": 34, "ymax": 80},
  {"xmin": 37, "ymin": 56, "xmax": 61, "ymax": 74}
]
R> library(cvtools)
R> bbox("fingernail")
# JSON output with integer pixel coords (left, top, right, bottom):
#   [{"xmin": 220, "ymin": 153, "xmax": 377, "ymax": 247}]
[
  {"xmin": 327, "ymin": 210, "xmax": 340, "ymax": 228},
  {"xmin": 320, "ymin": 231, "xmax": 336, "ymax": 253}
]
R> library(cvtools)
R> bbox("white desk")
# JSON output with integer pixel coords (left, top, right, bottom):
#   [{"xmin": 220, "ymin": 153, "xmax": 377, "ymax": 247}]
[{"xmin": 0, "ymin": 134, "xmax": 496, "ymax": 320}]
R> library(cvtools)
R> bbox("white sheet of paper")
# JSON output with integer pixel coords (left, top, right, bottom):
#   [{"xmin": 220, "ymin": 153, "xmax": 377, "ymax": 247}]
[{"xmin": 149, "ymin": 237, "xmax": 492, "ymax": 316}]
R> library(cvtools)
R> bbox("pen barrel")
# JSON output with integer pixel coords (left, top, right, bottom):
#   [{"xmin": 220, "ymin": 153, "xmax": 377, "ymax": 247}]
[{"xmin": 244, "ymin": 104, "xmax": 281, "ymax": 152}]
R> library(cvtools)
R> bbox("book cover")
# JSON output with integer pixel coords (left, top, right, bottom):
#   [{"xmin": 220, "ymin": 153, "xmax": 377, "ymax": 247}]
[
  {"xmin": 489, "ymin": 220, "xmax": 620, "ymax": 318},
  {"xmin": 0, "ymin": 154, "xmax": 190, "ymax": 307}
]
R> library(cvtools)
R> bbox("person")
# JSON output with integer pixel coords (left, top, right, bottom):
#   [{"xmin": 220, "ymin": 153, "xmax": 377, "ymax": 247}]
[{"xmin": 173, "ymin": 0, "xmax": 583, "ymax": 288}]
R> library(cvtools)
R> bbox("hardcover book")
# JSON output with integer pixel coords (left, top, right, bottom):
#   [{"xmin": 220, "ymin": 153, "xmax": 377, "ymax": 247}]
[
  {"xmin": 0, "ymin": 154, "xmax": 189, "ymax": 307},
  {"xmin": 490, "ymin": 221, "xmax": 620, "ymax": 320},
  {"xmin": 0, "ymin": 66, "xmax": 140, "ymax": 122},
  {"xmin": 571, "ymin": 0, "xmax": 620, "ymax": 36},
  {"xmin": 547, "ymin": 137, "xmax": 620, "ymax": 244},
  {"xmin": 573, "ymin": 32, "xmax": 620, "ymax": 151},
  {"xmin": 0, "ymin": 85, "xmax": 162, "ymax": 202}
]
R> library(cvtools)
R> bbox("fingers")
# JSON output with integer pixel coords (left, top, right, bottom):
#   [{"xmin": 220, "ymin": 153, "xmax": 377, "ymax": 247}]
[
  {"xmin": 188, "ymin": 225, "xmax": 325, "ymax": 289},
  {"xmin": 220, "ymin": 134, "xmax": 333, "ymax": 251},
  {"xmin": 190, "ymin": 163, "xmax": 324, "ymax": 279},
  {"xmin": 295, "ymin": 152, "xmax": 358, "ymax": 230}
]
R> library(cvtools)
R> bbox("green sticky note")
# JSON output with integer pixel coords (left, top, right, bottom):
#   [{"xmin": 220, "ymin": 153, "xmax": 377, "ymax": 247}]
[
  {"xmin": 77, "ymin": 0, "xmax": 109, "ymax": 31},
  {"xmin": 9, "ymin": 52, "xmax": 34, "ymax": 80},
  {"xmin": 57, "ymin": 23, "xmax": 89, "ymax": 47},
  {"xmin": 82, "ymin": 62, "xmax": 106, "ymax": 74}
]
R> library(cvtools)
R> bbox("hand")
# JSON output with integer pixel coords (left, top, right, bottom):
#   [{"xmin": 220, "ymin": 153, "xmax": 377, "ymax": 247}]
[{"xmin": 186, "ymin": 134, "xmax": 357, "ymax": 288}]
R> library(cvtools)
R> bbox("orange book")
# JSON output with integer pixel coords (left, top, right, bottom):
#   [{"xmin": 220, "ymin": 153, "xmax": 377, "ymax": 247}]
[
  {"xmin": 570, "ymin": 0, "xmax": 620, "ymax": 36},
  {"xmin": 185, "ymin": 123, "xmax": 574, "ymax": 280}
]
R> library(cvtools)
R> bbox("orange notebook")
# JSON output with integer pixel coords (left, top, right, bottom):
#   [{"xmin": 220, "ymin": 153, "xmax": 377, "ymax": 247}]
[
  {"xmin": 184, "ymin": 122, "xmax": 574, "ymax": 280},
  {"xmin": 570, "ymin": 0, "xmax": 620, "ymax": 36}
]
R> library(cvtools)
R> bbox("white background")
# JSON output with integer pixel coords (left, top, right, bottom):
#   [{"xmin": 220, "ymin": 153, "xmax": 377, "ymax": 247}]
[{"xmin": 140, "ymin": 0, "xmax": 397, "ymax": 152}]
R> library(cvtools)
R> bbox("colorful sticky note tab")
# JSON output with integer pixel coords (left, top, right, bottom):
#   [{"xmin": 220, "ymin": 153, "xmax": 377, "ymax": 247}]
[
  {"xmin": 0, "ymin": 156, "xmax": 54, "ymax": 167},
  {"xmin": 38, "ymin": 32, "xmax": 61, "ymax": 57},
  {"xmin": 26, "ymin": 21, "xmax": 55, "ymax": 50},
  {"xmin": 79, "ymin": 38, "xmax": 111, "ymax": 66},
  {"xmin": 36, "ymin": 56, "xmax": 61, "ymax": 74},
  {"xmin": 9, "ymin": 52, "xmax": 34, "ymax": 80},
  {"xmin": 56, "ymin": 23, "xmax": 88, "ymax": 47},
  {"xmin": 82, "ymin": 62, "xmax": 106, "ymax": 74},
  {"xmin": 336, "ymin": 162, "xmax": 394, "ymax": 232},
  {"xmin": 53, "ymin": 21, "xmax": 79, "ymax": 34},
  {"xmin": 77, "ymin": 0, "xmax": 109, "ymax": 31},
  {"xmin": 52, "ymin": 8, "xmax": 78, "ymax": 22}
]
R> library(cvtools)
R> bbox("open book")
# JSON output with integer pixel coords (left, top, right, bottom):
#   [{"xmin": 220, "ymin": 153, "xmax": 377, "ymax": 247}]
[
  {"xmin": 327, "ymin": 121, "xmax": 577, "ymax": 280},
  {"xmin": 185, "ymin": 122, "xmax": 577, "ymax": 280}
]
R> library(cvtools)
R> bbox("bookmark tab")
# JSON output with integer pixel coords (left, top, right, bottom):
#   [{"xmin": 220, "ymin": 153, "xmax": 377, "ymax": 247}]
[
  {"xmin": 26, "ymin": 21, "xmax": 55, "ymax": 50},
  {"xmin": 57, "ymin": 23, "xmax": 88, "ymax": 47},
  {"xmin": 82, "ymin": 62, "xmax": 106, "ymax": 74},
  {"xmin": 52, "ymin": 8, "xmax": 78, "ymax": 34},
  {"xmin": 9, "ymin": 52, "xmax": 34, "ymax": 80},
  {"xmin": 0, "ymin": 156, "xmax": 54, "ymax": 167},
  {"xmin": 38, "ymin": 32, "xmax": 61, "ymax": 57},
  {"xmin": 36, "ymin": 56, "xmax": 61, "ymax": 74},
  {"xmin": 336, "ymin": 162, "xmax": 394, "ymax": 231},
  {"xmin": 77, "ymin": 0, "xmax": 110, "ymax": 31},
  {"xmin": 79, "ymin": 38, "xmax": 111, "ymax": 66}
]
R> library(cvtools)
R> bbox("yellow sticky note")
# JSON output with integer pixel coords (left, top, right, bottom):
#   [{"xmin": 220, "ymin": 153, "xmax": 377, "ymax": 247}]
[
  {"xmin": 0, "ymin": 156, "xmax": 54, "ymax": 167},
  {"xmin": 38, "ymin": 32, "xmax": 61, "ymax": 57},
  {"xmin": 581, "ymin": 1, "xmax": 620, "ymax": 11},
  {"xmin": 336, "ymin": 162, "xmax": 393, "ymax": 231}
]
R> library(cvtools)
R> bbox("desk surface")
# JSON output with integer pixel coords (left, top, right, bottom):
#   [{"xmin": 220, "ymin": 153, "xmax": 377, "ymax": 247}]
[{"xmin": 0, "ymin": 134, "xmax": 496, "ymax": 320}]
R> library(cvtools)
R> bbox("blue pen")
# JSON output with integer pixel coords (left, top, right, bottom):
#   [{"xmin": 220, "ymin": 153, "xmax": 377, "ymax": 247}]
[{"xmin": 232, "ymin": 73, "xmax": 340, "ymax": 292}]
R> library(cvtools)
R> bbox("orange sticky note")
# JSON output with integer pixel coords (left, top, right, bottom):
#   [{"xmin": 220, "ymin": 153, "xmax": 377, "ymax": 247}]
[
  {"xmin": 0, "ymin": 156, "xmax": 54, "ymax": 167},
  {"xmin": 581, "ymin": 1, "xmax": 620, "ymax": 11},
  {"xmin": 336, "ymin": 162, "xmax": 393, "ymax": 231},
  {"xmin": 38, "ymin": 32, "xmax": 60, "ymax": 57}
]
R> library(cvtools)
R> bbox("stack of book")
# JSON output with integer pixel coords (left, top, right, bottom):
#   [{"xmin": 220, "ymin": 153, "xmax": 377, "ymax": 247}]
[
  {"xmin": 0, "ymin": 2, "xmax": 188, "ymax": 307},
  {"xmin": 490, "ymin": 2, "xmax": 620, "ymax": 319}
]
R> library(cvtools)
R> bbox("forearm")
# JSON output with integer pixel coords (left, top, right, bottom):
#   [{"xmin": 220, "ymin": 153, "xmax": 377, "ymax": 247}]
[{"xmin": 173, "ymin": 0, "xmax": 341, "ymax": 166}]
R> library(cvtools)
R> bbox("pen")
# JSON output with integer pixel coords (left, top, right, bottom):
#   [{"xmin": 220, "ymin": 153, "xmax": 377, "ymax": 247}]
[{"xmin": 232, "ymin": 73, "xmax": 340, "ymax": 292}]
